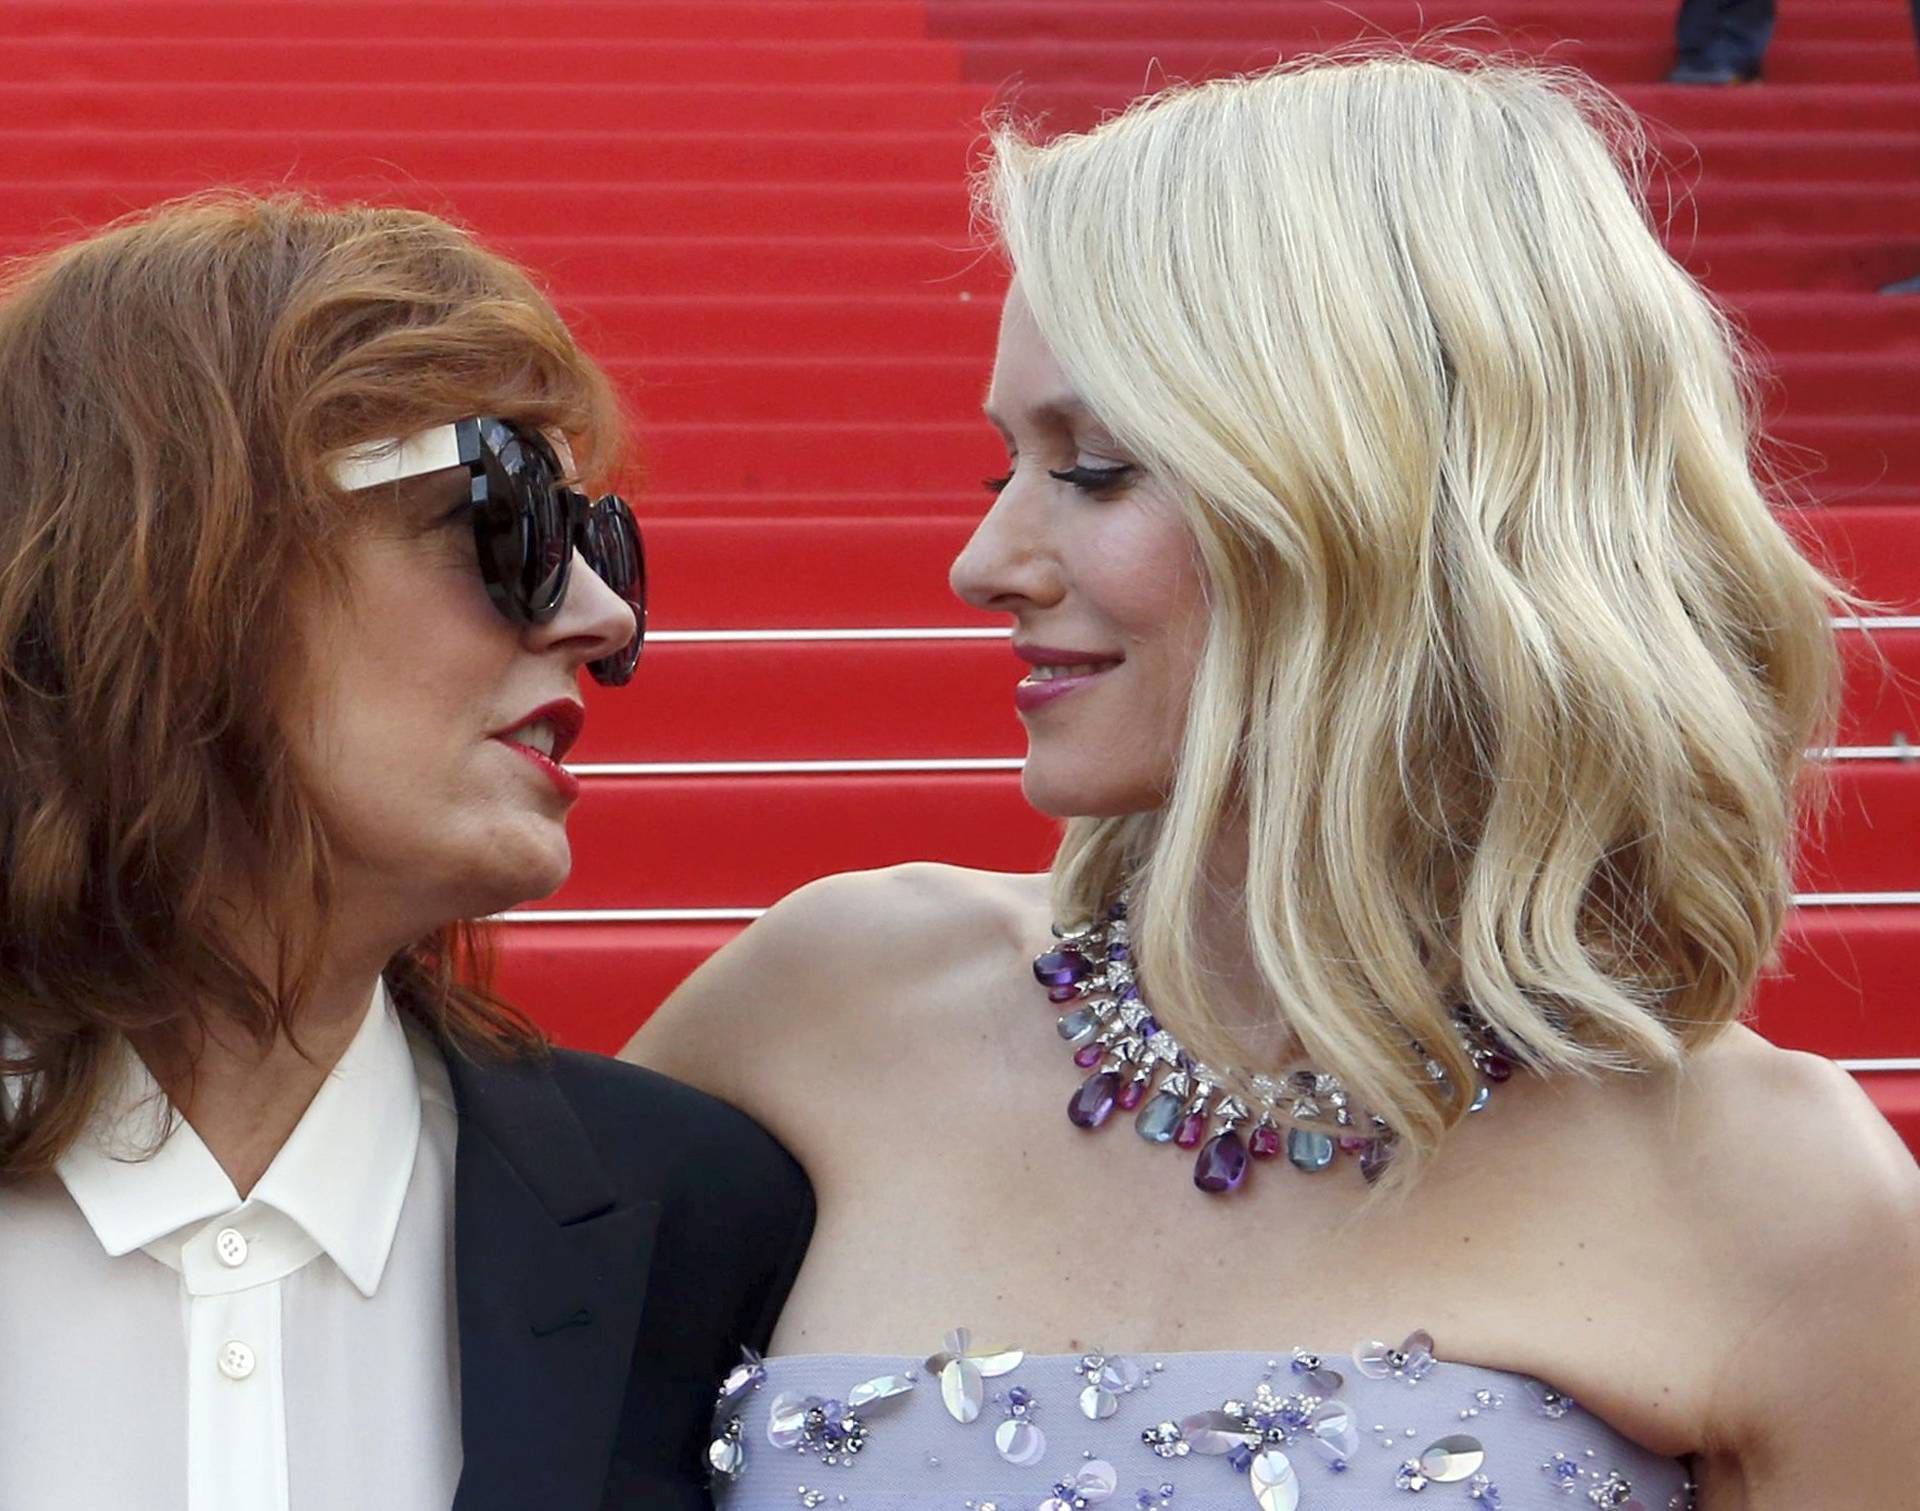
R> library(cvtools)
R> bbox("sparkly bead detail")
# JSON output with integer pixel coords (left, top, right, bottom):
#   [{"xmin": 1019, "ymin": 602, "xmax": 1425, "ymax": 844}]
[{"xmin": 1039, "ymin": 889, "xmax": 1500, "ymax": 1196}]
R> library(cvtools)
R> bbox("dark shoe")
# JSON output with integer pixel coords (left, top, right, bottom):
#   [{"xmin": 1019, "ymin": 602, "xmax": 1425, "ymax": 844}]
[
  {"xmin": 1880, "ymin": 273, "xmax": 1920, "ymax": 296},
  {"xmin": 1665, "ymin": 59, "xmax": 1761, "ymax": 85}
]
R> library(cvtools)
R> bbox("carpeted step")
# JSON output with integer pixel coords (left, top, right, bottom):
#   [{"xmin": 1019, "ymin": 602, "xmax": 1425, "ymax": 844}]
[
  {"xmin": 1674, "ymin": 235, "xmax": 1920, "ymax": 297},
  {"xmin": 549, "ymin": 774, "xmax": 1055, "ymax": 909},
  {"xmin": 0, "ymin": 130, "xmax": 982, "ymax": 185},
  {"xmin": 1019, "ymin": 82, "xmax": 1920, "ymax": 137},
  {"xmin": 0, "ymin": 83, "xmax": 1001, "ymax": 135},
  {"xmin": 618, "ymin": 350, "xmax": 1910, "ymax": 424},
  {"xmin": 632, "ymin": 417, "xmax": 1919, "ymax": 496},
  {"xmin": 624, "ymin": 356, "xmax": 991, "ymax": 426},
  {"xmin": 3, "ymin": 37, "xmax": 968, "ymax": 86},
  {"xmin": 12, "ymin": 0, "xmax": 931, "ymax": 41},
  {"xmin": 563, "ymin": 629, "xmax": 1918, "ymax": 764},
  {"xmin": 634, "ymin": 505, "xmax": 1920, "ymax": 629},
  {"xmin": 924, "ymin": 1, "xmax": 1914, "ymax": 47},
  {"xmin": 0, "ymin": 181, "xmax": 978, "ymax": 242},
  {"xmin": 951, "ymin": 38, "xmax": 1920, "ymax": 89},
  {"xmin": 643, "ymin": 515, "xmax": 987, "ymax": 628},
  {"xmin": 576, "ymin": 639, "xmax": 1024, "ymax": 764},
  {"xmin": 1646, "ymin": 131, "xmax": 1920, "ymax": 186},
  {"xmin": 489, "ymin": 908, "xmax": 1920, "ymax": 1065},
  {"xmin": 637, "ymin": 507, "xmax": 1920, "ymax": 627},
  {"xmin": 529, "ymin": 761, "xmax": 1920, "ymax": 910}
]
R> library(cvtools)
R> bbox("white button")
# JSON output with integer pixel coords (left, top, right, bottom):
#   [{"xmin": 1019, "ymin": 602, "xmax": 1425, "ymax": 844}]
[
  {"xmin": 217, "ymin": 1341, "xmax": 256, "ymax": 1381},
  {"xmin": 214, "ymin": 1227, "xmax": 249, "ymax": 1267}
]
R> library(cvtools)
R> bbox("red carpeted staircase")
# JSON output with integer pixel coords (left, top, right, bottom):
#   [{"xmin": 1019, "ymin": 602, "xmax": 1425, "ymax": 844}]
[{"xmin": 7, "ymin": 1, "xmax": 1916, "ymax": 1148}]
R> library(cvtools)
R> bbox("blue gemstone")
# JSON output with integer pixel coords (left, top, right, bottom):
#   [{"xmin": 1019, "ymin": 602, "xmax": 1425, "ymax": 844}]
[
  {"xmin": 1286, "ymin": 1127, "xmax": 1336, "ymax": 1172},
  {"xmin": 1134, "ymin": 1088, "xmax": 1184, "ymax": 1143},
  {"xmin": 1056, "ymin": 1007, "xmax": 1100, "ymax": 1042}
]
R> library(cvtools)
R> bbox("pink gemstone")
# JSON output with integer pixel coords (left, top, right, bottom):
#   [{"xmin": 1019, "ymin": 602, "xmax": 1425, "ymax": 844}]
[
  {"xmin": 1248, "ymin": 1124, "xmax": 1282, "ymax": 1160},
  {"xmin": 1337, "ymin": 1135, "xmax": 1371, "ymax": 1154},
  {"xmin": 1174, "ymin": 1112, "xmax": 1208, "ymax": 1149},
  {"xmin": 1073, "ymin": 1044, "xmax": 1104, "ymax": 1069},
  {"xmin": 1116, "ymin": 1078, "xmax": 1147, "ymax": 1110},
  {"xmin": 1048, "ymin": 985, "xmax": 1079, "ymax": 1004}
]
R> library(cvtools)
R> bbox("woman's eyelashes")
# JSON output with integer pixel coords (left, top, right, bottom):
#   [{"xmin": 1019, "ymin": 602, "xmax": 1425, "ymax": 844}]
[
  {"xmin": 982, "ymin": 462, "xmax": 1137, "ymax": 496},
  {"xmin": 1048, "ymin": 462, "xmax": 1135, "ymax": 493}
]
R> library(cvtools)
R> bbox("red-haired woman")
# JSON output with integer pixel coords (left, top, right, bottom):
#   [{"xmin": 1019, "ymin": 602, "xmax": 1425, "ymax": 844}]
[{"xmin": 0, "ymin": 194, "xmax": 809, "ymax": 1510}]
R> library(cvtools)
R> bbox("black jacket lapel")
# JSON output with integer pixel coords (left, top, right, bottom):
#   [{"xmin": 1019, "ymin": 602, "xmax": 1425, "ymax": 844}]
[{"xmin": 446, "ymin": 1049, "xmax": 661, "ymax": 1511}]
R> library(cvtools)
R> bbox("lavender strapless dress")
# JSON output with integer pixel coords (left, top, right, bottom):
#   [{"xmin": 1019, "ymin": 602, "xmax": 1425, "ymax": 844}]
[{"xmin": 706, "ymin": 1333, "xmax": 1694, "ymax": 1510}]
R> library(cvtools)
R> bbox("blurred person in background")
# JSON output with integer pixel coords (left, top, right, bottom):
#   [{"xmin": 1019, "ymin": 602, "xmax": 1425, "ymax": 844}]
[
  {"xmin": 1665, "ymin": 8, "xmax": 1920, "ymax": 290},
  {"xmin": 633, "ymin": 53, "xmax": 1918, "ymax": 1511},
  {"xmin": 1667, "ymin": 0, "xmax": 1777, "ymax": 83},
  {"xmin": 0, "ymin": 193, "xmax": 810, "ymax": 1510}
]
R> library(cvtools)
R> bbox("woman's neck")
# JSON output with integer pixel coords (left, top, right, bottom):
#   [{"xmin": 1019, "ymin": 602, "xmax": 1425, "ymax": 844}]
[{"xmin": 130, "ymin": 930, "xmax": 398, "ymax": 1199}]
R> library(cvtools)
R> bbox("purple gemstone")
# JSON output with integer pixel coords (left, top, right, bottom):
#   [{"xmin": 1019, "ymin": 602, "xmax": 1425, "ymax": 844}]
[
  {"xmin": 1193, "ymin": 1130, "xmax": 1250, "ymax": 1193},
  {"xmin": 1108, "ymin": 942, "xmax": 1130, "ymax": 962},
  {"xmin": 1481, "ymin": 1053, "xmax": 1514, "ymax": 1083},
  {"xmin": 1033, "ymin": 948, "xmax": 1091, "ymax": 989},
  {"xmin": 1047, "ymin": 984, "xmax": 1080, "ymax": 1004},
  {"xmin": 1173, "ymin": 1111, "xmax": 1208, "ymax": 1149},
  {"xmin": 1248, "ymin": 1124, "xmax": 1282, "ymax": 1160},
  {"xmin": 1116, "ymin": 1077, "xmax": 1148, "ymax": 1111},
  {"xmin": 1136, "ymin": 1014, "xmax": 1160, "ymax": 1039},
  {"xmin": 1068, "ymin": 1070, "xmax": 1122, "ymax": 1129},
  {"xmin": 1072, "ymin": 1043, "xmax": 1104, "ymax": 1069},
  {"xmin": 1336, "ymin": 1135, "xmax": 1372, "ymax": 1154}
]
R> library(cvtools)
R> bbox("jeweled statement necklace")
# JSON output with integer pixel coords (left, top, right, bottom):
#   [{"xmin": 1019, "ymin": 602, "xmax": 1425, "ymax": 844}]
[{"xmin": 1035, "ymin": 891, "xmax": 1515, "ymax": 1194}]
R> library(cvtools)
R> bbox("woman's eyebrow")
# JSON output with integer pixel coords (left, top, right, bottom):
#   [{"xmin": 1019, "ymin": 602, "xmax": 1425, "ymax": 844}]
[{"xmin": 981, "ymin": 392, "xmax": 1094, "ymax": 431}]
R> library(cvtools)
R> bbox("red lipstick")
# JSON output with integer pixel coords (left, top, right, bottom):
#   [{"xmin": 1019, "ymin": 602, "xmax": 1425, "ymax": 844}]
[{"xmin": 492, "ymin": 699, "xmax": 586, "ymax": 801}]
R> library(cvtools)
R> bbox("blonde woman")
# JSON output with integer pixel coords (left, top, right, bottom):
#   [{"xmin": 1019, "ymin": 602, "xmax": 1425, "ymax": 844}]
[{"xmin": 630, "ymin": 54, "xmax": 1917, "ymax": 1510}]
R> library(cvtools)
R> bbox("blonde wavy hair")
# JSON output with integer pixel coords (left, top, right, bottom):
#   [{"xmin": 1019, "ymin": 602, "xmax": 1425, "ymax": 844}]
[{"xmin": 980, "ymin": 52, "xmax": 1844, "ymax": 1183}]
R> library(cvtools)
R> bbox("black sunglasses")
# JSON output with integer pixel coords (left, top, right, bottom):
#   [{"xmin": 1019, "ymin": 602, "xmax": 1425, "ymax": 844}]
[{"xmin": 331, "ymin": 415, "xmax": 646, "ymax": 686}]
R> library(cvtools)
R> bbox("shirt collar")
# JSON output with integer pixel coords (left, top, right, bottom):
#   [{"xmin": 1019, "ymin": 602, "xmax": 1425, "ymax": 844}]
[{"xmin": 52, "ymin": 979, "xmax": 423, "ymax": 1298}]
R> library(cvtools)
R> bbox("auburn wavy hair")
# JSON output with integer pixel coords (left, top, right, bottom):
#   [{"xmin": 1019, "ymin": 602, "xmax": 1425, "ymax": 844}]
[{"xmin": 0, "ymin": 191, "xmax": 624, "ymax": 1179}]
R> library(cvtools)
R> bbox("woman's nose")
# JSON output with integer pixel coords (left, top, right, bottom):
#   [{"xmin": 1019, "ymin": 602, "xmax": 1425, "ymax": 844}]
[
  {"xmin": 950, "ymin": 474, "xmax": 1063, "ymax": 614},
  {"xmin": 529, "ymin": 547, "xmax": 638, "ymax": 668}
]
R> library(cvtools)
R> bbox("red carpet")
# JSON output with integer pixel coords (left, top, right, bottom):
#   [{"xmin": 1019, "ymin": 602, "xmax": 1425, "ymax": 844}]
[{"xmin": 8, "ymin": 1, "xmax": 1915, "ymax": 1145}]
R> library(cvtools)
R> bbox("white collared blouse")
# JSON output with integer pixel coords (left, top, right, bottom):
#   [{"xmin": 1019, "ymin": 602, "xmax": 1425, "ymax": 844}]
[{"xmin": 0, "ymin": 981, "xmax": 462, "ymax": 1510}]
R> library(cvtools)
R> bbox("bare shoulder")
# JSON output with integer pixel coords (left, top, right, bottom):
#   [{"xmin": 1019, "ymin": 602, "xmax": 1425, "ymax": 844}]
[
  {"xmin": 1660, "ymin": 1031, "xmax": 1919, "ymax": 1480},
  {"xmin": 1666, "ymin": 1027, "xmax": 1918, "ymax": 1250},
  {"xmin": 621, "ymin": 864, "xmax": 1047, "ymax": 1141}
]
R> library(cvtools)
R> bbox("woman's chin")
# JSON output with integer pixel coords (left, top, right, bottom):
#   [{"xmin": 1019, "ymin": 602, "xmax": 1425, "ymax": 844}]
[
  {"xmin": 461, "ymin": 836, "xmax": 574, "ymax": 917},
  {"xmin": 1020, "ymin": 763, "xmax": 1165, "ymax": 820}
]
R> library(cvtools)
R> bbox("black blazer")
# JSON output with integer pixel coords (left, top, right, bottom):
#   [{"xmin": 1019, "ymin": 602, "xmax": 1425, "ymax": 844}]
[{"xmin": 443, "ymin": 1046, "xmax": 814, "ymax": 1510}]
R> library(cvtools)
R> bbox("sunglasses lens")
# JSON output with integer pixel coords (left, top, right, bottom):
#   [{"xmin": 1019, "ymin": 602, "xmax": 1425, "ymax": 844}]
[
  {"xmin": 472, "ymin": 420, "xmax": 570, "ymax": 624},
  {"xmin": 584, "ymin": 494, "xmax": 645, "ymax": 687}
]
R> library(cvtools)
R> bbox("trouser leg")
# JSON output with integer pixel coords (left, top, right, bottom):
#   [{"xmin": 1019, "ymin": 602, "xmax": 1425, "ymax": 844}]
[
  {"xmin": 1674, "ymin": 0, "xmax": 1776, "ymax": 72},
  {"xmin": 1714, "ymin": 0, "xmax": 1777, "ymax": 74}
]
